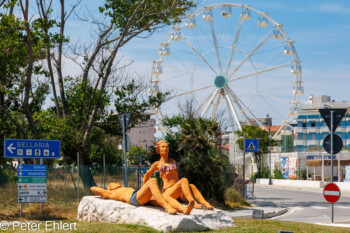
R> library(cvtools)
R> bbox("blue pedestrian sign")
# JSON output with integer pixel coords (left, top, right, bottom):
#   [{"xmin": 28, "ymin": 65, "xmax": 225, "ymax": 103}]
[
  {"xmin": 4, "ymin": 139, "xmax": 61, "ymax": 159},
  {"xmin": 245, "ymin": 139, "xmax": 259, "ymax": 152}
]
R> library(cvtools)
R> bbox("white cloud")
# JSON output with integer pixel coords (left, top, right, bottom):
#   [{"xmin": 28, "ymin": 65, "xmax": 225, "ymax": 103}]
[{"xmin": 315, "ymin": 4, "xmax": 350, "ymax": 15}]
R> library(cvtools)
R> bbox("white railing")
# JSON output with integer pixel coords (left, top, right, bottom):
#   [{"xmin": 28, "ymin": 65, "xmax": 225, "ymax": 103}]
[
  {"xmin": 335, "ymin": 127, "xmax": 346, "ymax": 133},
  {"xmin": 307, "ymin": 128, "xmax": 317, "ymax": 133},
  {"xmin": 307, "ymin": 139, "xmax": 318, "ymax": 146},
  {"xmin": 294, "ymin": 140, "xmax": 306, "ymax": 146},
  {"xmin": 295, "ymin": 128, "xmax": 306, "ymax": 133},
  {"xmin": 320, "ymin": 126, "xmax": 330, "ymax": 133}
]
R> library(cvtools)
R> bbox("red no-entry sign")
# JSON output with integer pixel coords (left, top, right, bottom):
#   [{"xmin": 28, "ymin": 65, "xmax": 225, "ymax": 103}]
[{"xmin": 323, "ymin": 183, "xmax": 341, "ymax": 203}]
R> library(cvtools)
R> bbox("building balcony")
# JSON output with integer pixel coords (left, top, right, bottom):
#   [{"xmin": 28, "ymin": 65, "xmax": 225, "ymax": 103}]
[
  {"xmin": 335, "ymin": 127, "xmax": 347, "ymax": 133},
  {"xmin": 320, "ymin": 126, "xmax": 330, "ymax": 133},
  {"xmin": 307, "ymin": 139, "xmax": 319, "ymax": 146},
  {"xmin": 295, "ymin": 128, "xmax": 307, "ymax": 134},
  {"xmin": 294, "ymin": 140, "xmax": 306, "ymax": 146},
  {"xmin": 307, "ymin": 128, "xmax": 319, "ymax": 133}
]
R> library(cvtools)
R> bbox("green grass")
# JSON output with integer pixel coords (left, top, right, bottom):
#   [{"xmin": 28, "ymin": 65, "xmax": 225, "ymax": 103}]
[
  {"xmin": 2, "ymin": 219, "xmax": 349, "ymax": 233},
  {"xmin": 216, "ymin": 219, "xmax": 350, "ymax": 233},
  {"xmin": 1, "ymin": 222, "xmax": 158, "ymax": 233}
]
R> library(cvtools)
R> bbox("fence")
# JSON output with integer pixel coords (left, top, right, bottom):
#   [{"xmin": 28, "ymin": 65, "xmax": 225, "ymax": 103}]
[{"xmin": 0, "ymin": 163, "xmax": 149, "ymax": 211}]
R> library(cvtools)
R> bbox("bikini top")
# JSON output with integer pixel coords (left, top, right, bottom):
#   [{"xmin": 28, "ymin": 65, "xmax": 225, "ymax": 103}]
[{"xmin": 159, "ymin": 160, "xmax": 177, "ymax": 177}]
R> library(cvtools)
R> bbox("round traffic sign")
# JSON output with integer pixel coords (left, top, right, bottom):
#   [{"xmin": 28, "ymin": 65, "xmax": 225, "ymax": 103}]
[
  {"xmin": 323, "ymin": 134, "xmax": 343, "ymax": 154},
  {"xmin": 323, "ymin": 183, "xmax": 341, "ymax": 203}
]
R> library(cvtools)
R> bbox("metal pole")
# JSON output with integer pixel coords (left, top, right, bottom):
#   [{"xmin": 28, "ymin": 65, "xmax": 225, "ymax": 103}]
[
  {"xmin": 77, "ymin": 152, "xmax": 80, "ymax": 201},
  {"xmin": 331, "ymin": 110, "xmax": 334, "ymax": 223},
  {"xmin": 123, "ymin": 115, "xmax": 128, "ymax": 187},
  {"xmin": 103, "ymin": 153, "xmax": 106, "ymax": 189},
  {"xmin": 243, "ymin": 140, "xmax": 246, "ymax": 199},
  {"xmin": 40, "ymin": 158, "xmax": 43, "ymax": 214},
  {"xmin": 268, "ymin": 127, "xmax": 272, "ymax": 185},
  {"xmin": 137, "ymin": 154, "xmax": 141, "ymax": 190},
  {"xmin": 338, "ymin": 152, "xmax": 340, "ymax": 182},
  {"xmin": 322, "ymin": 153, "xmax": 324, "ymax": 182},
  {"xmin": 20, "ymin": 158, "xmax": 23, "ymax": 217}
]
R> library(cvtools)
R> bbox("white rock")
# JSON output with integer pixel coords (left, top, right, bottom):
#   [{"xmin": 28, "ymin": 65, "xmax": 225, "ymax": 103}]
[{"xmin": 78, "ymin": 196, "xmax": 235, "ymax": 232}]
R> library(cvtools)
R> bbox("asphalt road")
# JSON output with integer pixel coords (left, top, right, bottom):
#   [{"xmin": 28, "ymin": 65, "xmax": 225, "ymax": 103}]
[{"xmin": 253, "ymin": 185, "xmax": 350, "ymax": 224}]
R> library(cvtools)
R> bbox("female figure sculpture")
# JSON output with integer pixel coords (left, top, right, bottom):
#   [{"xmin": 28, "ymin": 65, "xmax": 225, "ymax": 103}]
[
  {"xmin": 144, "ymin": 140, "xmax": 214, "ymax": 210},
  {"xmin": 91, "ymin": 177, "xmax": 194, "ymax": 215}
]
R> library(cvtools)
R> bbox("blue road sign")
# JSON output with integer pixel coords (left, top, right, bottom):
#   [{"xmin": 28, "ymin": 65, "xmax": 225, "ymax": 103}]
[
  {"xmin": 18, "ymin": 171, "xmax": 47, "ymax": 177},
  {"xmin": 18, "ymin": 165, "xmax": 46, "ymax": 171},
  {"xmin": 245, "ymin": 139, "xmax": 259, "ymax": 152},
  {"xmin": 4, "ymin": 139, "xmax": 60, "ymax": 159}
]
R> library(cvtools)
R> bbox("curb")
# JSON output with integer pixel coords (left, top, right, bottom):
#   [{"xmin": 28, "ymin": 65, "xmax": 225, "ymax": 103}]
[
  {"xmin": 264, "ymin": 208, "xmax": 288, "ymax": 218},
  {"xmin": 230, "ymin": 208, "xmax": 288, "ymax": 219}
]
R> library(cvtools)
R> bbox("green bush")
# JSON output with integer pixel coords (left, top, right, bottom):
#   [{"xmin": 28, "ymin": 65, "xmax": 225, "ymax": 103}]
[
  {"xmin": 224, "ymin": 187, "xmax": 250, "ymax": 208},
  {"xmin": 300, "ymin": 169, "xmax": 307, "ymax": 180},
  {"xmin": 250, "ymin": 166, "xmax": 270, "ymax": 182},
  {"xmin": 273, "ymin": 166, "xmax": 284, "ymax": 179},
  {"xmin": 0, "ymin": 165, "xmax": 17, "ymax": 187},
  {"xmin": 182, "ymin": 149, "xmax": 228, "ymax": 202}
]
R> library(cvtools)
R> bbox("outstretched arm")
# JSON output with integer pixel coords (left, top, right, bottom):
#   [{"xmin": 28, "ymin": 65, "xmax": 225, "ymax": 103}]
[{"xmin": 143, "ymin": 161, "xmax": 159, "ymax": 184}]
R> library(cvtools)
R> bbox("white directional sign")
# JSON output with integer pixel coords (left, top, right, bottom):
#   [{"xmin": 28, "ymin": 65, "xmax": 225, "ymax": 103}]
[
  {"xmin": 18, "ymin": 189, "xmax": 47, "ymax": 196},
  {"xmin": 18, "ymin": 183, "xmax": 47, "ymax": 190},
  {"xmin": 18, "ymin": 196, "xmax": 47, "ymax": 203},
  {"xmin": 17, "ymin": 164, "xmax": 47, "ymax": 203}
]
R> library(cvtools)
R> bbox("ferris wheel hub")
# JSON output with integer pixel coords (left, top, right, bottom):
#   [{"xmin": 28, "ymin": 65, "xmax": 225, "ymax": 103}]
[{"xmin": 214, "ymin": 75, "xmax": 227, "ymax": 89}]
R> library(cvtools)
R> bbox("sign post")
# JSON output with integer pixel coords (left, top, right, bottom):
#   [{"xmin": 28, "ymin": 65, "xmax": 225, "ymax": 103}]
[
  {"xmin": 118, "ymin": 112, "xmax": 131, "ymax": 187},
  {"xmin": 319, "ymin": 108, "xmax": 346, "ymax": 223},
  {"xmin": 244, "ymin": 139, "xmax": 259, "ymax": 199},
  {"xmin": 4, "ymin": 139, "xmax": 60, "ymax": 217}
]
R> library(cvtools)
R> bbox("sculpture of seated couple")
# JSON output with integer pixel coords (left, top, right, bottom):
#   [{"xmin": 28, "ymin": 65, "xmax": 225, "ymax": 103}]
[{"xmin": 91, "ymin": 140, "xmax": 214, "ymax": 215}]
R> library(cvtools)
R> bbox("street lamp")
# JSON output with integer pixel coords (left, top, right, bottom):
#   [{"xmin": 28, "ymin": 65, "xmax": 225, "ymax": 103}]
[{"xmin": 263, "ymin": 115, "xmax": 272, "ymax": 185}]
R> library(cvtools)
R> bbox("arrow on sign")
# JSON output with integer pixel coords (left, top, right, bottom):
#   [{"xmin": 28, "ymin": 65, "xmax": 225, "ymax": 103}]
[
  {"xmin": 7, "ymin": 143, "xmax": 16, "ymax": 153},
  {"xmin": 18, "ymin": 172, "xmax": 23, "ymax": 176}
]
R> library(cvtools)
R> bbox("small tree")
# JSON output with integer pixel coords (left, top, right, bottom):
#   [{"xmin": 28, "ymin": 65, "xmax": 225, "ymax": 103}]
[
  {"xmin": 128, "ymin": 146, "xmax": 147, "ymax": 165},
  {"xmin": 236, "ymin": 125, "xmax": 276, "ymax": 177}
]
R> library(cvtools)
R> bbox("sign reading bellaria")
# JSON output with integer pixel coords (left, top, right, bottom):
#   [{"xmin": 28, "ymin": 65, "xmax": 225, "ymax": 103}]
[{"xmin": 4, "ymin": 139, "xmax": 61, "ymax": 159}]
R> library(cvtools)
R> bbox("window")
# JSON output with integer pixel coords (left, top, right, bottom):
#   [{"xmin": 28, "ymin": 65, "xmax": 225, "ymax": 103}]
[
  {"xmin": 311, "ymin": 122, "xmax": 315, "ymax": 127},
  {"xmin": 302, "ymin": 123, "xmax": 306, "ymax": 128}
]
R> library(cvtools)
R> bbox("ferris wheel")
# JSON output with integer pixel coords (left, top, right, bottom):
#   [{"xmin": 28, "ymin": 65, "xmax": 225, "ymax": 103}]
[{"xmin": 150, "ymin": 3, "xmax": 303, "ymax": 138}]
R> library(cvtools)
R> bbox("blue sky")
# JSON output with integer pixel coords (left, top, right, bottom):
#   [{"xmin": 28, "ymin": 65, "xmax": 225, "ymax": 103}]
[{"xmin": 64, "ymin": 0, "xmax": 350, "ymax": 128}]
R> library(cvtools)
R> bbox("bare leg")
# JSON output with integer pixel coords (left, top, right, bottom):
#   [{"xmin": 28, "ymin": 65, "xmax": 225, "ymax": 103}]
[
  {"xmin": 189, "ymin": 184, "xmax": 214, "ymax": 209},
  {"xmin": 91, "ymin": 187, "xmax": 113, "ymax": 199},
  {"xmin": 163, "ymin": 179, "xmax": 197, "ymax": 213},
  {"xmin": 176, "ymin": 178, "xmax": 202, "ymax": 209},
  {"xmin": 180, "ymin": 194, "xmax": 201, "ymax": 209},
  {"xmin": 137, "ymin": 178, "xmax": 176, "ymax": 214}
]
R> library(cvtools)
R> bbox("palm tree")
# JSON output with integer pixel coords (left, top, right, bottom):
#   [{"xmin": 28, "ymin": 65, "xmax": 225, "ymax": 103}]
[{"xmin": 178, "ymin": 117, "xmax": 221, "ymax": 154}]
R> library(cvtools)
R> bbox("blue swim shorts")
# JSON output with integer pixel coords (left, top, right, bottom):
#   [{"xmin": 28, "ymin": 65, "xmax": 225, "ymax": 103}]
[{"xmin": 129, "ymin": 190, "xmax": 140, "ymax": 206}]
